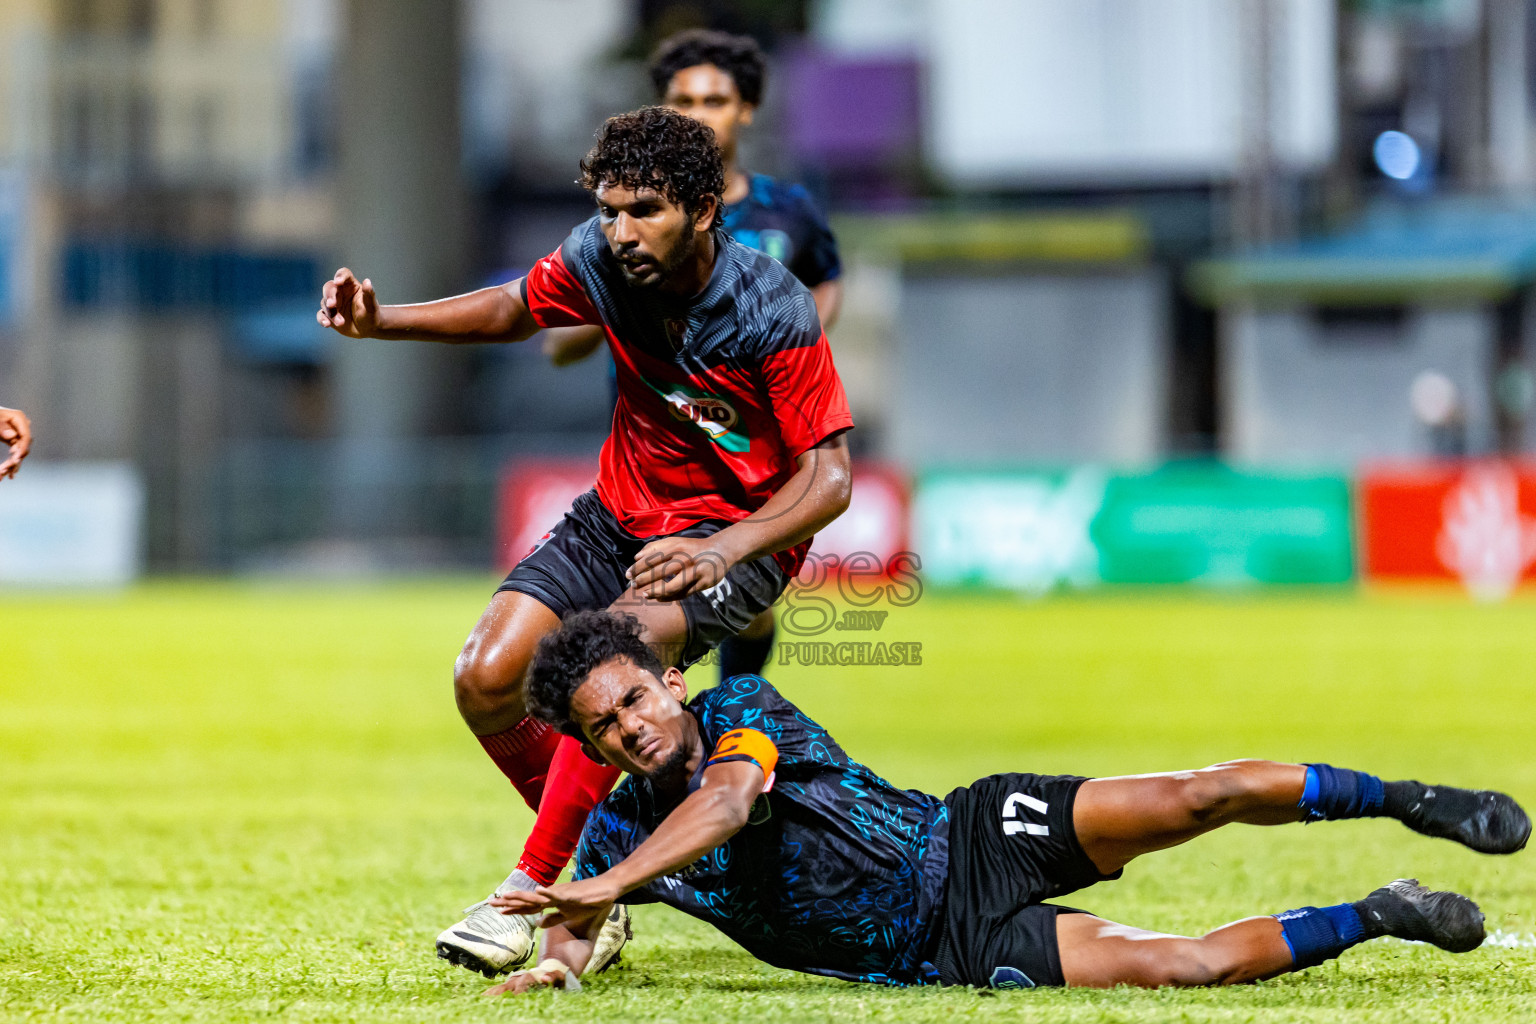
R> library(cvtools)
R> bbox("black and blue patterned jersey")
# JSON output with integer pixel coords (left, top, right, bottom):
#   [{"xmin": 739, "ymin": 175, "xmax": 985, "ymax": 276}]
[
  {"xmin": 722, "ymin": 174, "xmax": 841, "ymax": 289},
  {"xmin": 571, "ymin": 676, "xmax": 950, "ymax": 986}
]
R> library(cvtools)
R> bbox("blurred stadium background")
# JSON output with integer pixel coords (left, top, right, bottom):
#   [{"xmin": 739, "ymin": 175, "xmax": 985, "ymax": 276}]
[
  {"xmin": 6, "ymin": 3, "xmax": 1536, "ymax": 1019},
  {"xmin": 3, "ymin": 0, "xmax": 1536, "ymax": 593}
]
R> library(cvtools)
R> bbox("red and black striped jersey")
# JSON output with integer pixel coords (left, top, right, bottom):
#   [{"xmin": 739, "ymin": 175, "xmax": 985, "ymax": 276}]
[{"xmin": 520, "ymin": 216, "xmax": 853, "ymax": 577}]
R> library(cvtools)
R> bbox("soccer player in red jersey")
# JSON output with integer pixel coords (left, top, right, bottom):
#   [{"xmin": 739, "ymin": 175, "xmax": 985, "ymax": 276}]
[
  {"xmin": 546, "ymin": 30, "xmax": 843, "ymax": 365},
  {"xmin": 544, "ymin": 29, "xmax": 846, "ymax": 687},
  {"xmin": 317, "ymin": 106, "xmax": 853, "ymax": 977},
  {"xmin": 0, "ymin": 406, "xmax": 32, "ymax": 481}
]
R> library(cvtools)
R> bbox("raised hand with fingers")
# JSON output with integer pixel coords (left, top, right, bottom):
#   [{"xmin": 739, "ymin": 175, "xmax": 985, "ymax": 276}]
[
  {"xmin": 481, "ymin": 958, "xmax": 581, "ymax": 996},
  {"xmin": 0, "ymin": 406, "xmax": 33, "ymax": 481},
  {"xmin": 317, "ymin": 267, "xmax": 380, "ymax": 338}
]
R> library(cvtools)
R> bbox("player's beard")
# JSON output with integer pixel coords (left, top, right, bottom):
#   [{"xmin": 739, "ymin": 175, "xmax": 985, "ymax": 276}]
[
  {"xmin": 618, "ymin": 222, "xmax": 697, "ymax": 290},
  {"xmin": 647, "ymin": 741, "xmax": 692, "ymax": 789}
]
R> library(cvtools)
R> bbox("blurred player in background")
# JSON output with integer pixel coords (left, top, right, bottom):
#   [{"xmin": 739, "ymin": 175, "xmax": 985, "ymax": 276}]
[
  {"xmin": 317, "ymin": 107, "xmax": 853, "ymax": 978},
  {"xmin": 543, "ymin": 29, "xmax": 844, "ymax": 686},
  {"xmin": 486, "ymin": 610, "xmax": 1529, "ymax": 995},
  {"xmin": 0, "ymin": 406, "xmax": 32, "ymax": 480}
]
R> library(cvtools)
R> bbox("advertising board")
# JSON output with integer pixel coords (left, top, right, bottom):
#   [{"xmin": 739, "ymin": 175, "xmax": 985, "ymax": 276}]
[
  {"xmin": 1360, "ymin": 461, "xmax": 1536, "ymax": 598},
  {"xmin": 496, "ymin": 459, "xmax": 912, "ymax": 582},
  {"xmin": 0, "ymin": 463, "xmax": 144, "ymax": 587},
  {"xmin": 915, "ymin": 463, "xmax": 1354, "ymax": 591}
]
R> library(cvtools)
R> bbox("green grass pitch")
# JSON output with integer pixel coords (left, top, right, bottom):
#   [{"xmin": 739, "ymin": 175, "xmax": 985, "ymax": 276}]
[{"xmin": 3, "ymin": 581, "xmax": 1534, "ymax": 1022}]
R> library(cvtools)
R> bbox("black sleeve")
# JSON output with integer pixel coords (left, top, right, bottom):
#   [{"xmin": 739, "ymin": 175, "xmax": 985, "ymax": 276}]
[
  {"xmin": 698, "ymin": 677, "xmax": 839, "ymax": 769},
  {"xmin": 788, "ymin": 186, "xmax": 842, "ymax": 287}
]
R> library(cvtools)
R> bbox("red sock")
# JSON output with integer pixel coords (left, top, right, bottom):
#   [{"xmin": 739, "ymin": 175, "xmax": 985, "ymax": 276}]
[
  {"xmin": 477, "ymin": 717, "xmax": 561, "ymax": 811},
  {"xmin": 516, "ymin": 735, "xmax": 622, "ymax": 885}
]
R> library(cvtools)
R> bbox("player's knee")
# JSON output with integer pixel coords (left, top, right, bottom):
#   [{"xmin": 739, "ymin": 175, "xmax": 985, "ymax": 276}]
[{"xmin": 452, "ymin": 645, "xmax": 526, "ymax": 723}]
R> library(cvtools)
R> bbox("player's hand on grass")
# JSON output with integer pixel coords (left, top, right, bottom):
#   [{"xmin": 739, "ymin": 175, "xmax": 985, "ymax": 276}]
[
  {"xmin": 317, "ymin": 268, "xmax": 381, "ymax": 338},
  {"xmin": 627, "ymin": 535, "xmax": 734, "ymax": 599},
  {"xmin": 491, "ymin": 877, "xmax": 619, "ymax": 932},
  {"xmin": 481, "ymin": 958, "xmax": 579, "ymax": 996},
  {"xmin": 0, "ymin": 406, "xmax": 32, "ymax": 481}
]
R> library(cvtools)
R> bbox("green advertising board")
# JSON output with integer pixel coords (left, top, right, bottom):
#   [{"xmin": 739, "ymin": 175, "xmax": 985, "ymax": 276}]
[
  {"xmin": 913, "ymin": 467, "xmax": 1107, "ymax": 593},
  {"xmin": 1092, "ymin": 464, "xmax": 1354, "ymax": 585},
  {"xmin": 914, "ymin": 463, "xmax": 1354, "ymax": 591}
]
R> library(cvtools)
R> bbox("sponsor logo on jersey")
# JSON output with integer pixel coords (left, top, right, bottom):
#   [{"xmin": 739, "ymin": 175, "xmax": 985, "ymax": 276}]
[{"xmin": 643, "ymin": 377, "xmax": 750, "ymax": 452}]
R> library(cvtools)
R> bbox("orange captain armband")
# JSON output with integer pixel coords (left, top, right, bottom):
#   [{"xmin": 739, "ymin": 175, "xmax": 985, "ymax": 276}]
[{"xmin": 705, "ymin": 728, "xmax": 779, "ymax": 790}]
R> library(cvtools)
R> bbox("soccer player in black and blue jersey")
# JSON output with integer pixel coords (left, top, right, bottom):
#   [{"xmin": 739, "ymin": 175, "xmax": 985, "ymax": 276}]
[
  {"xmin": 484, "ymin": 611, "xmax": 1529, "ymax": 995},
  {"xmin": 545, "ymin": 30, "xmax": 843, "ymax": 687}
]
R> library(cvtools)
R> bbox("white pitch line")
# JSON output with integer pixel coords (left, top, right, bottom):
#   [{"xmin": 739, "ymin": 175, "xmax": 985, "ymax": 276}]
[
  {"xmin": 1482, "ymin": 930, "xmax": 1536, "ymax": 949},
  {"xmin": 1382, "ymin": 930, "xmax": 1536, "ymax": 949}
]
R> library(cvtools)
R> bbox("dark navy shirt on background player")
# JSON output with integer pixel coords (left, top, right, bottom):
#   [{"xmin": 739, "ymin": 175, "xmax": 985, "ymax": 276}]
[
  {"xmin": 572, "ymin": 676, "xmax": 950, "ymax": 986},
  {"xmin": 722, "ymin": 174, "xmax": 842, "ymax": 289},
  {"xmin": 520, "ymin": 217, "xmax": 852, "ymax": 579}
]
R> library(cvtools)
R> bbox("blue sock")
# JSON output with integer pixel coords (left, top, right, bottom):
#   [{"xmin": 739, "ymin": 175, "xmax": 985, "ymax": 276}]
[
  {"xmin": 1274, "ymin": 903, "xmax": 1367, "ymax": 969},
  {"xmin": 1298, "ymin": 763, "xmax": 1385, "ymax": 822}
]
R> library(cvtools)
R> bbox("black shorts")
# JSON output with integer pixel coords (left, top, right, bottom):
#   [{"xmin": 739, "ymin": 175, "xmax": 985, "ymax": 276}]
[
  {"xmin": 497, "ymin": 489, "xmax": 790, "ymax": 668},
  {"xmin": 933, "ymin": 773, "xmax": 1120, "ymax": 989}
]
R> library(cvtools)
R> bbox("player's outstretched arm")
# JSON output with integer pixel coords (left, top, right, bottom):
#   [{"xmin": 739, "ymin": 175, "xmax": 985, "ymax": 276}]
[
  {"xmin": 492, "ymin": 758, "xmax": 763, "ymax": 925},
  {"xmin": 316, "ymin": 267, "xmax": 542, "ymax": 344},
  {"xmin": 628, "ymin": 432, "xmax": 852, "ymax": 599},
  {"xmin": 485, "ymin": 759, "xmax": 761, "ymax": 996},
  {"xmin": 0, "ymin": 406, "xmax": 33, "ymax": 481}
]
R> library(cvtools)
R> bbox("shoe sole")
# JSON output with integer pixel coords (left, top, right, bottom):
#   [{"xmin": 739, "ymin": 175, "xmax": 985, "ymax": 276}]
[
  {"xmin": 435, "ymin": 935, "xmax": 526, "ymax": 979},
  {"xmin": 436, "ymin": 908, "xmax": 631, "ymax": 980}
]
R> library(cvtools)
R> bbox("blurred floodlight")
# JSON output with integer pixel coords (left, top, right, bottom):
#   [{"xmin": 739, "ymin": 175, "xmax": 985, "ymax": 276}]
[
  {"xmin": 1410, "ymin": 370, "xmax": 1459, "ymax": 427},
  {"xmin": 1373, "ymin": 130, "xmax": 1422, "ymax": 181}
]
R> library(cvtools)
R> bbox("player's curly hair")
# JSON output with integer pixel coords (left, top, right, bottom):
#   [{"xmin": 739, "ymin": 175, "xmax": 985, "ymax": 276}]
[
  {"xmin": 578, "ymin": 106, "xmax": 726, "ymax": 222},
  {"xmin": 648, "ymin": 28, "xmax": 766, "ymax": 106},
  {"xmin": 526, "ymin": 610, "xmax": 666, "ymax": 738}
]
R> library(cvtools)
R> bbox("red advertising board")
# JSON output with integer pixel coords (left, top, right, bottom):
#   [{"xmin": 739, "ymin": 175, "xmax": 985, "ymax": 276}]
[
  {"xmin": 495, "ymin": 459, "xmax": 598, "ymax": 572},
  {"xmin": 802, "ymin": 462, "xmax": 910, "ymax": 580},
  {"xmin": 496, "ymin": 458, "xmax": 910, "ymax": 578},
  {"xmin": 1359, "ymin": 461, "xmax": 1536, "ymax": 596}
]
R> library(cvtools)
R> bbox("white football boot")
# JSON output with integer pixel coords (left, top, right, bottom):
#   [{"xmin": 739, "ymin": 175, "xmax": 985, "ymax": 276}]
[
  {"xmin": 436, "ymin": 871, "xmax": 634, "ymax": 979},
  {"xmin": 587, "ymin": 904, "xmax": 633, "ymax": 974},
  {"xmin": 435, "ymin": 869, "xmax": 540, "ymax": 978}
]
